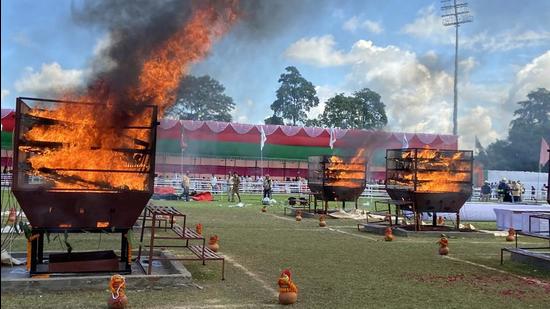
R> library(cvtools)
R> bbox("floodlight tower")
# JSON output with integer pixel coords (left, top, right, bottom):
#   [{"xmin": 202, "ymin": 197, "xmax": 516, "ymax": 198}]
[{"xmin": 441, "ymin": 0, "xmax": 472, "ymax": 136}]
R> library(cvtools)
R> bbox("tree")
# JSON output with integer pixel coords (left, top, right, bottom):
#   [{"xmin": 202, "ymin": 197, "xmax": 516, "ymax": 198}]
[
  {"xmin": 319, "ymin": 94, "xmax": 360, "ymax": 129},
  {"xmin": 353, "ymin": 88, "xmax": 387, "ymax": 129},
  {"xmin": 315, "ymin": 88, "xmax": 388, "ymax": 129},
  {"xmin": 264, "ymin": 114, "xmax": 284, "ymax": 125},
  {"xmin": 477, "ymin": 88, "xmax": 550, "ymax": 171},
  {"xmin": 166, "ymin": 75, "xmax": 235, "ymax": 121},
  {"xmin": 271, "ymin": 66, "xmax": 319, "ymax": 125}
]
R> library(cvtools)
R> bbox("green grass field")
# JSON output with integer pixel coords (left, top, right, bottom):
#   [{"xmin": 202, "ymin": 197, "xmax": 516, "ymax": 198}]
[{"xmin": 1, "ymin": 193, "xmax": 549, "ymax": 309}]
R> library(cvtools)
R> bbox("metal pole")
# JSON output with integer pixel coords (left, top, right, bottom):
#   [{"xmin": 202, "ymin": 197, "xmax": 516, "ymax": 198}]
[{"xmin": 453, "ymin": 0, "xmax": 459, "ymax": 136}]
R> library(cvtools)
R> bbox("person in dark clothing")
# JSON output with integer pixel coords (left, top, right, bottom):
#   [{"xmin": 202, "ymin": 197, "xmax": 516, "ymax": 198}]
[
  {"xmin": 263, "ymin": 174, "xmax": 272, "ymax": 199},
  {"xmin": 481, "ymin": 181, "xmax": 491, "ymax": 202},
  {"xmin": 497, "ymin": 179, "xmax": 507, "ymax": 202}
]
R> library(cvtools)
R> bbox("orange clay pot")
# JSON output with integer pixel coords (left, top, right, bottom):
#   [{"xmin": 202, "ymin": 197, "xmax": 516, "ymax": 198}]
[
  {"xmin": 108, "ymin": 275, "xmax": 128, "ymax": 309},
  {"xmin": 438, "ymin": 236, "xmax": 449, "ymax": 255},
  {"xmin": 384, "ymin": 227, "xmax": 394, "ymax": 241},
  {"xmin": 279, "ymin": 292, "xmax": 298, "ymax": 305},
  {"xmin": 506, "ymin": 228, "xmax": 515, "ymax": 242},
  {"xmin": 208, "ymin": 235, "xmax": 219, "ymax": 252},
  {"xmin": 295, "ymin": 210, "xmax": 302, "ymax": 222},
  {"xmin": 261, "ymin": 206, "xmax": 267, "ymax": 212},
  {"xmin": 319, "ymin": 215, "xmax": 327, "ymax": 227}
]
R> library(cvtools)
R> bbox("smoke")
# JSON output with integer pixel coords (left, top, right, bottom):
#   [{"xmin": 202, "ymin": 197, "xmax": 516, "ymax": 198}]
[{"xmin": 72, "ymin": 0, "xmax": 196, "ymax": 101}]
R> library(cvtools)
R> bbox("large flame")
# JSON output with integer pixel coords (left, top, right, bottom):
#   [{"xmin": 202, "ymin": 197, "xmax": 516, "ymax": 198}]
[
  {"xmin": 399, "ymin": 148, "xmax": 470, "ymax": 192},
  {"xmin": 21, "ymin": 2, "xmax": 240, "ymax": 191},
  {"xmin": 325, "ymin": 148, "xmax": 366, "ymax": 188}
]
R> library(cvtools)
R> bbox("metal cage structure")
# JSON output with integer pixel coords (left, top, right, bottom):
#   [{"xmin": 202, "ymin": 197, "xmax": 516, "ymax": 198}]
[
  {"xmin": 307, "ymin": 155, "xmax": 366, "ymax": 212},
  {"xmin": 385, "ymin": 148, "xmax": 473, "ymax": 227},
  {"xmin": 12, "ymin": 97, "xmax": 158, "ymax": 274}
]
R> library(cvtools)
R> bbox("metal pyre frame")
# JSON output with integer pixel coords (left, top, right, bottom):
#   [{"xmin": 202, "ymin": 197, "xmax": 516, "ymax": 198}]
[
  {"xmin": 307, "ymin": 155, "xmax": 367, "ymax": 213},
  {"xmin": 12, "ymin": 97, "xmax": 158, "ymax": 275},
  {"xmin": 385, "ymin": 148, "xmax": 474, "ymax": 230}
]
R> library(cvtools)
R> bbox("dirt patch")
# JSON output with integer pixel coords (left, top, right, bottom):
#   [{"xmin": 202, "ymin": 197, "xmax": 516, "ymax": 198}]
[{"xmin": 408, "ymin": 273, "xmax": 550, "ymax": 300}]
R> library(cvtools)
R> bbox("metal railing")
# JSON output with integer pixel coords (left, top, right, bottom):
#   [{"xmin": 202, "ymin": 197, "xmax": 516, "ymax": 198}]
[
  {"xmin": 154, "ymin": 177, "xmax": 549, "ymax": 202},
  {"xmin": 2, "ymin": 173, "xmax": 547, "ymax": 203}
]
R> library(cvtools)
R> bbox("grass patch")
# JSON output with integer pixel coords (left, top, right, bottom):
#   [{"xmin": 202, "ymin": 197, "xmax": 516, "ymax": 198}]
[{"xmin": 1, "ymin": 193, "xmax": 549, "ymax": 308}]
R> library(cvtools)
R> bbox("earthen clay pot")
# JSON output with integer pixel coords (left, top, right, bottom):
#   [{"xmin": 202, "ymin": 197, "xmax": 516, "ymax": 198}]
[
  {"xmin": 279, "ymin": 292, "xmax": 298, "ymax": 305},
  {"xmin": 296, "ymin": 215, "xmax": 302, "ymax": 221},
  {"xmin": 319, "ymin": 220, "xmax": 327, "ymax": 227},
  {"xmin": 384, "ymin": 227, "xmax": 394, "ymax": 241},
  {"xmin": 208, "ymin": 242, "xmax": 219, "ymax": 252},
  {"xmin": 108, "ymin": 295, "xmax": 128, "ymax": 309},
  {"xmin": 506, "ymin": 228, "xmax": 515, "ymax": 242},
  {"xmin": 439, "ymin": 246, "xmax": 449, "ymax": 255},
  {"xmin": 261, "ymin": 206, "xmax": 267, "ymax": 212}
]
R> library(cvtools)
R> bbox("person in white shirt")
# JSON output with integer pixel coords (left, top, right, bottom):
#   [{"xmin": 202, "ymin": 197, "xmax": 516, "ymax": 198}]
[{"xmin": 210, "ymin": 174, "xmax": 218, "ymax": 193}]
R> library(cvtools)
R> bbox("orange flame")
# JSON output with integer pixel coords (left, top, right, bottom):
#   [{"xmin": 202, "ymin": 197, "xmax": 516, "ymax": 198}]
[
  {"xmin": 325, "ymin": 148, "xmax": 366, "ymax": 188},
  {"xmin": 21, "ymin": 2, "xmax": 240, "ymax": 190},
  {"xmin": 399, "ymin": 149, "xmax": 470, "ymax": 192}
]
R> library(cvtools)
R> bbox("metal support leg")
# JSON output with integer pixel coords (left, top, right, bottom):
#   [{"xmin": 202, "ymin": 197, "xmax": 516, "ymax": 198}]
[
  {"xmin": 222, "ymin": 259, "xmax": 225, "ymax": 280},
  {"xmin": 147, "ymin": 213, "xmax": 157, "ymax": 275},
  {"xmin": 37, "ymin": 231, "xmax": 44, "ymax": 264},
  {"xmin": 30, "ymin": 232, "xmax": 39, "ymax": 274}
]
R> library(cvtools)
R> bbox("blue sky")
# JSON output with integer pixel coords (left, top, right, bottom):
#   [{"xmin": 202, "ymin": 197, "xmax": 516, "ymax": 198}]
[{"xmin": 2, "ymin": 0, "xmax": 549, "ymax": 149}]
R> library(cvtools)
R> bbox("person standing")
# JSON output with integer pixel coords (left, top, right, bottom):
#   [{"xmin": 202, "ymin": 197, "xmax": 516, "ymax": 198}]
[
  {"xmin": 231, "ymin": 172, "xmax": 241, "ymax": 203},
  {"xmin": 181, "ymin": 172, "xmax": 190, "ymax": 202},
  {"xmin": 480, "ymin": 181, "xmax": 491, "ymax": 202},
  {"xmin": 263, "ymin": 174, "xmax": 273, "ymax": 200},
  {"xmin": 510, "ymin": 180, "xmax": 521, "ymax": 203},
  {"xmin": 210, "ymin": 174, "xmax": 218, "ymax": 194},
  {"xmin": 497, "ymin": 179, "xmax": 507, "ymax": 202}
]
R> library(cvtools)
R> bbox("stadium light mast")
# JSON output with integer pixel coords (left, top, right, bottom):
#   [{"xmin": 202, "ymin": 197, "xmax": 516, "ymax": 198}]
[{"xmin": 441, "ymin": 0, "xmax": 472, "ymax": 136}]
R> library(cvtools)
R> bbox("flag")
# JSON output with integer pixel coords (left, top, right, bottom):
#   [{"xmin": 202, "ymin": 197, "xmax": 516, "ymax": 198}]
[
  {"xmin": 329, "ymin": 127, "xmax": 337, "ymax": 149},
  {"xmin": 402, "ymin": 134, "xmax": 409, "ymax": 149},
  {"xmin": 260, "ymin": 126, "xmax": 267, "ymax": 151},
  {"xmin": 540, "ymin": 138, "xmax": 549, "ymax": 166}
]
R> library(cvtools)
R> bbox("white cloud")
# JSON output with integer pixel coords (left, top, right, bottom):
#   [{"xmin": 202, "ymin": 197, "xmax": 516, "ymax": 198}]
[
  {"xmin": 402, "ymin": 5, "xmax": 453, "ymax": 45},
  {"xmin": 463, "ymin": 30, "xmax": 550, "ymax": 52},
  {"xmin": 363, "ymin": 20, "xmax": 383, "ymax": 34},
  {"xmin": 286, "ymin": 36, "xmax": 549, "ymax": 148},
  {"xmin": 1, "ymin": 89, "xmax": 9, "ymax": 102},
  {"xmin": 284, "ymin": 35, "xmax": 348, "ymax": 67},
  {"xmin": 286, "ymin": 36, "xmax": 454, "ymax": 134},
  {"xmin": 14, "ymin": 62, "xmax": 85, "ymax": 96},
  {"xmin": 343, "ymin": 16, "xmax": 360, "ymax": 32},
  {"xmin": 458, "ymin": 106, "xmax": 500, "ymax": 149},
  {"xmin": 343, "ymin": 16, "xmax": 383, "ymax": 34},
  {"xmin": 507, "ymin": 50, "xmax": 550, "ymax": 106}
]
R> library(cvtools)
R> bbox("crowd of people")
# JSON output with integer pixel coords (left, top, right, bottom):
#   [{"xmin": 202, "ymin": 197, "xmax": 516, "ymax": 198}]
[{"xmin": 480, "ymin": 179, "xmax": 548, "ymax": 203}]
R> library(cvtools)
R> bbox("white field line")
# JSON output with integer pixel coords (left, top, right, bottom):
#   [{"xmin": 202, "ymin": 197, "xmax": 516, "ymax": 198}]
[
  {"xmin": 326, "ymin": 227, "xmax": 379, "ymax": 241},
  {"xmin": 223, "ymin": 254, "xmax": 278, "ymax": 297},
  {"xmin": 444, "ymin": 255, "xmax": 550, "ymax": 288},
  {"xmin": 265, "ymin": 213, "xmax": 295, "ymax": 222}
]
